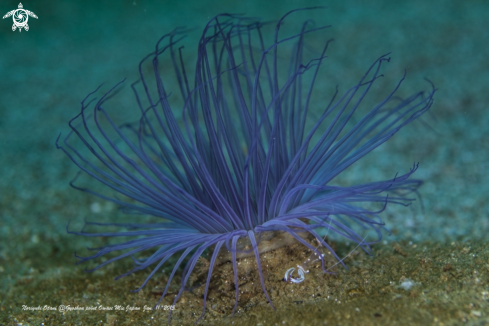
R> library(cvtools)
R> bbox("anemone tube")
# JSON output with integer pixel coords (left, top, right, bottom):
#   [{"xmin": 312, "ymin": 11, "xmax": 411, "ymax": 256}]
[{"xmin": 57, "ymin": 8, "xmax": 435, "ymax": 322}]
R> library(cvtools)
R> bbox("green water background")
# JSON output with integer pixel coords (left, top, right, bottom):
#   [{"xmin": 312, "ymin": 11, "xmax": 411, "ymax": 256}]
[{"xmin": 1, "ymin": 0, "xmax": 487, "ymax": 322}]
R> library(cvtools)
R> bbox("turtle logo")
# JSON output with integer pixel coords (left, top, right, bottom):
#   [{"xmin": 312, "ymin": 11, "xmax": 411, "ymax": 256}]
[{"xmin": 3, "ymin": 3, "xmax": 38, "ymax": 32}]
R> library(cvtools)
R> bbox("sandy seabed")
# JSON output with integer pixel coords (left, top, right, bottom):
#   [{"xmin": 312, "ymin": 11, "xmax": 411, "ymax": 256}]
[{"xmin": 3, "ymin": 236, "xmax": 488, "ymax": 326}]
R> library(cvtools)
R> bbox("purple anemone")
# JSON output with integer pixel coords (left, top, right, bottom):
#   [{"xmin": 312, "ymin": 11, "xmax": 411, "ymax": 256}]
[{"xmin": 57, "ymin": 8, "xmax": 435, "ymax": 322}]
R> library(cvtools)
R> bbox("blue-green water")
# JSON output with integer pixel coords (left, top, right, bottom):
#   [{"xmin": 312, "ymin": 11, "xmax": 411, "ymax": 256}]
[{"xmin": 1, "ymin": 0, "xmax": 488, "ymax": 324}]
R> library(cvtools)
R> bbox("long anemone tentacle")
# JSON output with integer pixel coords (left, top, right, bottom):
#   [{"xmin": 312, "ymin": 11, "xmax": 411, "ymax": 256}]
[{"xmin": 57, "ymin": 7, "xmax": 435, "ymax": 322}]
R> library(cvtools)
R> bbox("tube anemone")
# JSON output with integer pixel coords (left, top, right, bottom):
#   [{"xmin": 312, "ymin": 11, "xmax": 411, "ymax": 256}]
[{"xmin": 57, "ymin": 8, "xmax": 435, "ymax": 322}]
